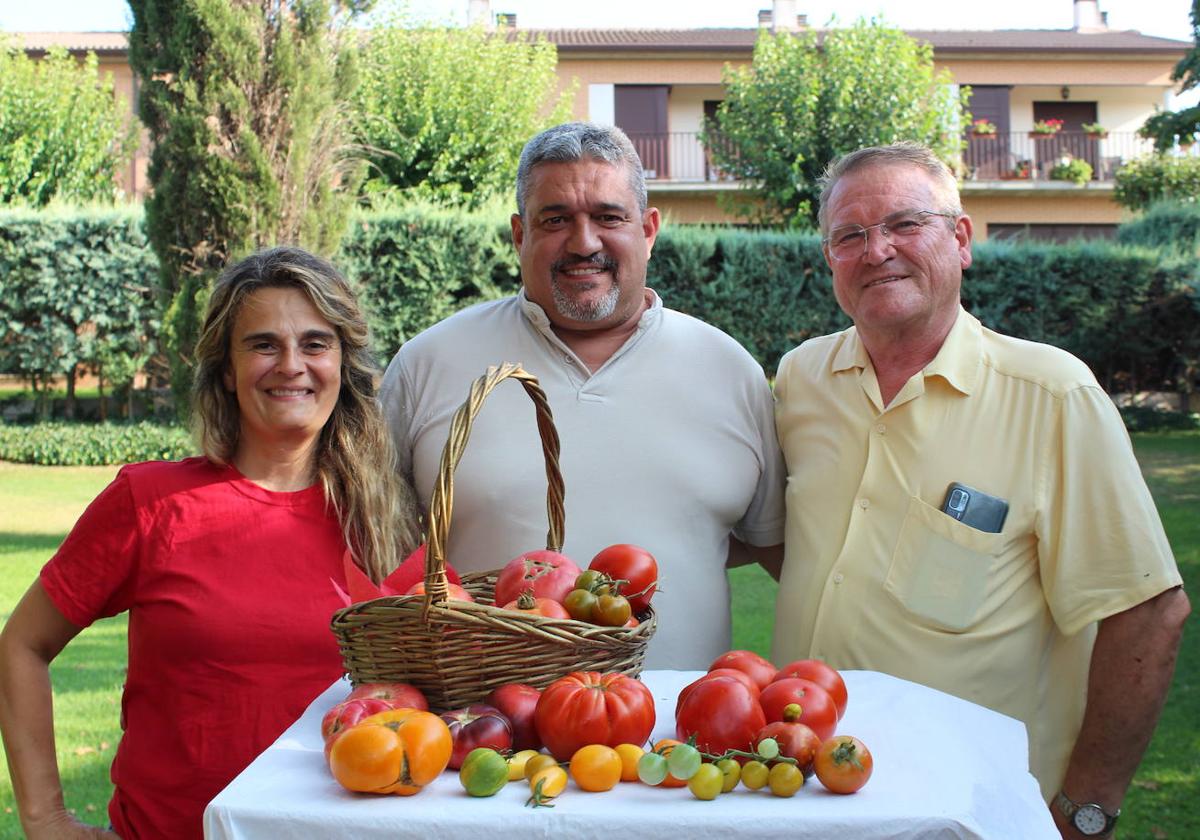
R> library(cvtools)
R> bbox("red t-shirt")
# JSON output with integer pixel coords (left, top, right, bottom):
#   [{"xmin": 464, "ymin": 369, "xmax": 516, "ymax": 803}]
[{"xmin": 41, "ymin": 457, "xmax": 349, "ymax": 840}]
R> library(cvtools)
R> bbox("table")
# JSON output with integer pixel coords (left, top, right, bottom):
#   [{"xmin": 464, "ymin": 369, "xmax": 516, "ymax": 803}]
[{"xmin": 205, "ymin": 670, "xmax": 1058, "ymax": 839}]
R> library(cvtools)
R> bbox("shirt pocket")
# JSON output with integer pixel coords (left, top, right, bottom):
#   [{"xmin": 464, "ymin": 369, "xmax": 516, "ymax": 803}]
[{"xmin": 884, "ymin": 495, "xmax": 1003, "ymax": 633}]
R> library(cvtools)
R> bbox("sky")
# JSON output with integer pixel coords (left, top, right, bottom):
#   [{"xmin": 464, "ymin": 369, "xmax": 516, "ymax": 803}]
[{"xmin": 1, "ymin": 0, "xmax": 1195, "ymax": 41}]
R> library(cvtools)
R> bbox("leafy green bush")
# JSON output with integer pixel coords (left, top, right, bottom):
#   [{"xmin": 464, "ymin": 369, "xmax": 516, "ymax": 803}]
[
  {"xmin": 1118, "ymin": 200, "xmax": 1200, "ymax": 255},
  {"xmin": 1114, "ymin": 154, "xmax": 1200, "ymax": 210},
  {"xmin": 0, "ymin": 422, "xmax": 195, "ymax": 466},
  {"xmin": 1119, "ymin": 405, "xmax": 1200, "ymax": 432}
]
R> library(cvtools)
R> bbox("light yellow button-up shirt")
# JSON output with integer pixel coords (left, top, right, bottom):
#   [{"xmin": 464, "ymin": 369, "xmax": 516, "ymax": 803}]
[{"xmin": 773, "ymin": 307, "xmax": 1180, "ymax": 799}]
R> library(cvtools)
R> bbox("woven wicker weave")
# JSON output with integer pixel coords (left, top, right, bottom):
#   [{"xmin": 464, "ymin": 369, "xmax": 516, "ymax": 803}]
[{"xmin": 331, "ymin": 362, "xmax": 656, "ymax": 711}]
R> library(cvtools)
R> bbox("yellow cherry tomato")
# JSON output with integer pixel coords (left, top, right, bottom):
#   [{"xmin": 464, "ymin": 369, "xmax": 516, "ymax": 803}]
[
  {"xmin": 614, "ymin": 743, "xmax": 645, "ymax": 782},
  {"xmin": 570, "ymin": 744, "xmax": 623, "ymax": 792},
  {"xmin": 523, "ymin": 752, "xmax": 559, "ymax": 781},
  {"xmin": 768, "ymin": 762, "xmax": 804, "ymax": 797},
  {"xmin": 508, "ymin": 749, "xmax": 541, "ymax": 781},
  {"xmin": 527, "ymin": 765, "xmax": 568, "ymax": 807}
]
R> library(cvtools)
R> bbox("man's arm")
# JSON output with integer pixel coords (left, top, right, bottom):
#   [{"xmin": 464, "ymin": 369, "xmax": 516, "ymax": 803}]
[
  {"xmin": 727, "ymin": 537, "xmax": 783, "ymax": 581},
  {"xmin": 1052, "ymin": 585, "xmax": 1190, "ymax": 838}
]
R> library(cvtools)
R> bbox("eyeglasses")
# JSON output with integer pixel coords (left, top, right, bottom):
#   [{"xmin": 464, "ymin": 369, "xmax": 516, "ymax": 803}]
[{"xmin": 823, "ymin": 210, "xmax": 956, "ymax": 261}]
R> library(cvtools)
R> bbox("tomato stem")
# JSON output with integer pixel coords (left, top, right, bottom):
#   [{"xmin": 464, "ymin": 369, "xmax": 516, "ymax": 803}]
[{"xmin": 525, "ymin": 778, "xmax": 557, "ymax": 808}]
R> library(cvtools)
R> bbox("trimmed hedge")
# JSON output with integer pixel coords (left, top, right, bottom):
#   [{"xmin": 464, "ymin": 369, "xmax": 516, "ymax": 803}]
[
  {"xmin": 1118, "ymin": 200, "xmax": 1200, "ymax": 255},
  {"xmin": 0, "ymin": 421, "xmax": 195, "ymax": 466},
  {"xmin": 0, "ymin": 204, "xmax": 1196, "ymax": 398}
]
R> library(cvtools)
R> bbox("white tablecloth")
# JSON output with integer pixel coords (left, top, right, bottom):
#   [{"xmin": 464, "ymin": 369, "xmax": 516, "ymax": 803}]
[{"xmin": 204, "ymin": 670, "xmax": 1057, "ymax": 839}]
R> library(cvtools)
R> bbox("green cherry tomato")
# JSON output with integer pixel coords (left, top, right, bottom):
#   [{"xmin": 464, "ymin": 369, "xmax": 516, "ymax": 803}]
[
  {"xmin": 756, "ymin": 737, "xmax": 781, "ymax": 760},
  {"xmin": 741, "ymin": 760, "xmax": 769, "ymax": 790},
  {"xmin": 637, "ymin": 751, "xmax": 669, "ymax": 785},
  {"xmin": 665, "ymin": 742, "xmax": 702, "ymax": 780},
  {"xmin": 768, "ymin": 762, "xmax": 804, "ymax": 797},
  {"xmin": 716, "ymin": 758, "xmax": 741, "ymax": 793},
  {"xmin": 563, "ymin": 588, "xmax": 598, "ymax": 622},
  {"xmin": 688, "ymin": 763, "xmax": 724, "ymax": 801},
  {"xmin": 593, "ymin": 593, "xmax": 633, "ymax": 627},
  {"xmin": 575, "ymin": 570, "xmax": 603, "ymax": 592}
]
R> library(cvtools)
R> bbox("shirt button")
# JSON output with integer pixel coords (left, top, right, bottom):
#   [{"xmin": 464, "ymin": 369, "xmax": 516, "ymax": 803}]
[
  {"xmin": 833, "ymin": 573, "xmax": 844, "ymax": 584},
  {"xmin": 858, "ymin": 498, "xmax": 870, "ymax": 509},
  {"xmin": 875, "ymin": 423, "xmax": 886, "ymax": 434}
]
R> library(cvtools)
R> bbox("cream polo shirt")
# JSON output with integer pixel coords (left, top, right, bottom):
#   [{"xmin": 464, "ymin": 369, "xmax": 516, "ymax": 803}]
[
  {"xmin": 773, "ymin": 307, "xmax": 1180, "ymax": 799},
  {"xmin": 381, "ymin": 291, "xmax": 786, "ymax": 670}
]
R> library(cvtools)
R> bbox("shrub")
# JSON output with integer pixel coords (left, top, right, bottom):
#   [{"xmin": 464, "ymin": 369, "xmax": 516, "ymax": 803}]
[
  {"xmin": 0, "ymin": 421, "xmax": 195, "ymax": 466},
  {"xmin": 1118, "ymin": 200, "xmax": 1200, "ymax": 255},
  {"xmin": 1050, "ymin": 156, "xmax": 1093, "ymax": 185},
  {"xmin": 1119, "ymin": 405, "xmax": 1200, "ymax": 432},
  {"xmin": 1114, "ymin": 154, "xmax": 1200, "ymax": 210}
]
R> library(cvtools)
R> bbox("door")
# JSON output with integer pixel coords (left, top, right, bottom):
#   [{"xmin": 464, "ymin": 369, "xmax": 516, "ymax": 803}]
[
  {"xmin": 965, "ymin": 86, "xmax": 1011, "ymax": 179},
  {"xmin": 1032, "ymin": 101, "xmax": 1100, "ymax": 178},
  {"xmin": 615, "ymin": 86, "xmax": 670, "ymax": 179}
]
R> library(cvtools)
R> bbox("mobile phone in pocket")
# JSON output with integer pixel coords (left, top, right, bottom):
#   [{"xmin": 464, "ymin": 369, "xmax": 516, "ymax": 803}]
[{"xmin": 941, "ymin": 482, "xmax": 1009, "ymax": 533}]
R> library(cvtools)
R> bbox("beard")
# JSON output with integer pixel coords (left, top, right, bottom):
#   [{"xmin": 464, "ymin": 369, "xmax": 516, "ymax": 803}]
[{"xmin": 550, "ymin": 255, "xmax": 620, "ymax": 322}]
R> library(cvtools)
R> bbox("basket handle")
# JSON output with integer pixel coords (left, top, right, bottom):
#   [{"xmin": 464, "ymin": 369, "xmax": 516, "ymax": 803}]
[{"xmin": 422, "ymin": 363, "xmax": 565, "ymax": 617}]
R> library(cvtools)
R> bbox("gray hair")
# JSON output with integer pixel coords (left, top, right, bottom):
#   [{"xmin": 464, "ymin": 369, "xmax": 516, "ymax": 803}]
[
  {"xmin": 515, "ymin": 122, "xmax": 647, "ymax": 218},
  {"xmin": 817, "ymin": 142, "xmax": 962, "ymax": 234}
]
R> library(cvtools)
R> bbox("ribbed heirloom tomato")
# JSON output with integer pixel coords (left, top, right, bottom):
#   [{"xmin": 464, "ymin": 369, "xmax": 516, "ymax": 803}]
[
  {"xmin": 534, "ymin": 671, "xmax": 656, "ymax": 761},
  {"xmin": 327, "ymin": 709, "xmax": 452, "ymax": 795}
]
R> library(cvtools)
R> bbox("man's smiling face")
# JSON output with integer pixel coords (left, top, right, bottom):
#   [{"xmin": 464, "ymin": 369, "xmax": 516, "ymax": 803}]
[
  {"xmin": 822, "ymin": 162, "xmax": 972, "ymax": 342},
  {"xmin": 511, "ymin": 158, "xmax": 659, "ymax": 333}
]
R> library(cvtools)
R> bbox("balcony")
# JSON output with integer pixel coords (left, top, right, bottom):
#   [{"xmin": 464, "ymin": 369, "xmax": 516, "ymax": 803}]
[
  {"xmin": 623, "ymin": 130, "xmax": 1196, "ymax": 187},
  {"xmin": 964, "ymin": 131, "xmax": 1193, "ymax": 182}
]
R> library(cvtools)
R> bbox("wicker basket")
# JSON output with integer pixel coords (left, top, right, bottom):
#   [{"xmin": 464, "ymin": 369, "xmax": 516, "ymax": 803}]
[{"xmin": 331, "ymin": 362, "xmax": 657, "ymax": 711}]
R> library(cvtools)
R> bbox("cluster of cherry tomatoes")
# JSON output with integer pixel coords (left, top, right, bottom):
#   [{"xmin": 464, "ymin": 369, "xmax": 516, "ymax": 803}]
[{"xmin": 491, "ymin": 544, "xmax": 658, "ymax": 626}]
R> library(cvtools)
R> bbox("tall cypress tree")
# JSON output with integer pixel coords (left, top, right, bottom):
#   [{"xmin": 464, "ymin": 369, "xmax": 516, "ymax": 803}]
[{"xmin": 127, "ymin": 0, "xmax": 369, "ymax": 410}]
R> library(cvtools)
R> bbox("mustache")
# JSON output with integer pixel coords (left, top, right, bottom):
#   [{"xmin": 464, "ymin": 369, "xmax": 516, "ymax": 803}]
[{"xmin": 551, "ymin": 254, "xmax": 617, "ymax": 274}]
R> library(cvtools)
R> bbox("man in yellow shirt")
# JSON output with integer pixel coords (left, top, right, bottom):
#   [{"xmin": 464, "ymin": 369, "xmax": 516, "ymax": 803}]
[{"xmin": 772, "ymin": 142, "xmax": 1189, "ymax": 839}]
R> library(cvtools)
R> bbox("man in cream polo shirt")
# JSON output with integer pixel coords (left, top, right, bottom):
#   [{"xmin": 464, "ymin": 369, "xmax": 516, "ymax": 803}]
[{"xmin": 773, "ymin": 142, "xmax": 1188, "ymax": 838}]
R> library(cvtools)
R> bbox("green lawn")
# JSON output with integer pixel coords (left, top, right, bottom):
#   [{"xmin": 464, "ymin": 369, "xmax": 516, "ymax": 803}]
[{"xmin": 1, "ymin": 434, "xmax": 1197, "ymax": 837}]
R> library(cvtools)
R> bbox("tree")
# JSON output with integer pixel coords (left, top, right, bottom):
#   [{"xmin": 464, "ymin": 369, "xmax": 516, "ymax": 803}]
[
  {"xmin": 127, "ymin": 0, "xmax": 370, "ymax": 411},
  {"xmin": 0, "ymin": 44, "xmax": 135, "ymax": 206},
  {"xmin": 705, "ymin": 19, "xmax": 969, "ymax": 228},
  {"xmin": 1140, "ymin": 0, "xmax": 1200, "ymax": 150},
  {"xmin": 352, "ymin": 22, "xmax": 575, "ymax": 209}
]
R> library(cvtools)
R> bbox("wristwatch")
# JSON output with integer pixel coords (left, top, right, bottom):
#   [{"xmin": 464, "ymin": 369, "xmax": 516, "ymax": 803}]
[{"xmin": 1054, "ymin": 790, "xmax": 1120, "ymax": 837}]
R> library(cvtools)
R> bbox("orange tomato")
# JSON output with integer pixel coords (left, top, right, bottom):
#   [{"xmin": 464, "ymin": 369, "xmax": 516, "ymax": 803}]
[
  {"xmin": 651, "ymin": 738, "xmax": 690, "ymax": 788},
  {"xmin": 569, "ymin": 744, "xmax": 623, "ymax": 792},
  {"xmin": 614, "ymin": 743, "xmax": 645, "ymax": 782},
  {"xmin": 328, "ymin": 710, "xmax": 452, "ymax": 795},
  {"xmin": 406, "ymin": 581, "xmax": 475, "ymax": 601}
]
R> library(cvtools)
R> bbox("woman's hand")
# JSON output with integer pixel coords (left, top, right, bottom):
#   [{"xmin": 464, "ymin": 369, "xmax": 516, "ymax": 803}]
[{"xmin": 25, "ymin": 810, "xmax": 120, "ymax": 840}]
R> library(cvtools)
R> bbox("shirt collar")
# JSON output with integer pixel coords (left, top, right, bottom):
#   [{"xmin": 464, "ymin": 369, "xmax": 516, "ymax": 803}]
[
  {"xmin": 517, "ymin": 287, "xmax": 663, "ymax": 334},
  {"xmin": 830, "ymin": 306, "xmax": 982, "ymax": 396}
]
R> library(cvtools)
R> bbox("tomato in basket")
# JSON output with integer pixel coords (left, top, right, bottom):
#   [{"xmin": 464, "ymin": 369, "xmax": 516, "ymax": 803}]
[{"xmin": 492, "ymin": 550, "xmax": 582, "ymax": 606}]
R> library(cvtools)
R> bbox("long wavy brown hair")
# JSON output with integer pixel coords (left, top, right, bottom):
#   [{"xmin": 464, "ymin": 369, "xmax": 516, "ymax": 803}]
[{"xmin": 192, "ymin": 246, "xmax": 421, "ymax": 583}]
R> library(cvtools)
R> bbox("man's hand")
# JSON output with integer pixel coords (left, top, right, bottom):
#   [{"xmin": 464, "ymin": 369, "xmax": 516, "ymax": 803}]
[{"xmin": 1055, "ymin": 585, "xmax": 1190, "ymax": 838}]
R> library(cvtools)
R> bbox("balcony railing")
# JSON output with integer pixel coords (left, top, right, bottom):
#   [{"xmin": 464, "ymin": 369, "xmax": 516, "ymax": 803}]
[
  {"xmin": 623, "ymin": 130, "xmax": 1197, "ymax": 185},
  {"xmin": 964, "ymin": 130, "xmax": 1193, "ymax": 182}
]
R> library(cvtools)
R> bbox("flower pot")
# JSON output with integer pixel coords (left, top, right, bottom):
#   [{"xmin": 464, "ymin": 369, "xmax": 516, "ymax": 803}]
[{"xmin": 1029, "ymin": 132, "xmax": 1058, "ymax": 140}]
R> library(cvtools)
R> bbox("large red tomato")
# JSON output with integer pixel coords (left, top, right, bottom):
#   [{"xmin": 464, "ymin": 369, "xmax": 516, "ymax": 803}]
[
  {"xmin": 320, "ymin": 697, "xmax": 395, "ymax": 758},
  {"xmin": 759, "ymin": 677, "xmax": 838, "ymax": 741},
  {"xmin": 492, "ymin": 550, "xmax": 583, "ymax": 608},
  {"xmin": 773, "ymin": 659, "xmax": 848, "ymax": 719},
  {"xmin": 588, "ymin": 544, "xmax": 658, "ymax": 613},
  {"xmin": 675, "ymin": 674, "xmax": 766, "ymax": 754},
  {"xmin": 674, "ymin": 669, "xmax": 760, "ymax": 720},
  {"xmin": 484, "ymin": 683, "xmax": 542, "ymax": 751},
  {"xmin": 534, "ymin": 671, "xmax": 655, "ymax": 761},
  {"xmin": 346, "ymin": 682, "xmax": 429, "ymax": 711},
  {"xmin": 439, "ymin": 704, "xmax": 513, "ymax": 769},
  {"xmin": 709, "ymin": 649, "xmax": 777, "ymax": 690}
]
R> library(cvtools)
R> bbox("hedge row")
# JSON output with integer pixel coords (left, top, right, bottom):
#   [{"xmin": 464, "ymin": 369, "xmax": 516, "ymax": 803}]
[
  {"xmin": 2, "ymin": 205, "xmax": 1197, "ymax": 394},
  {"xmin": 0, "ymin": 421, "xmax": 195, "ymax": 466}
]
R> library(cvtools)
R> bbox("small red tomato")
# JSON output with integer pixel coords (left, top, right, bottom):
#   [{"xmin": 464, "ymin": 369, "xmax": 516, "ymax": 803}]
[
  {"xmin": 756, "ymin": 719, "xmax": 821, "ymax": 777},
  {"xmin": 439, "ymin": 704, "xmax": 513, "ymax": 769},
  {"xmin": 709, "ymin": 649, "xmax": 777, "ymax": 690},
  {"xmin": 592, "ymin": 593, "xmax": 632, "ymax": 626},
  {"xmin": 484, "ymin": 683, "xmax": 543, "ymax": 751},
  {"xmin": 759, "ymin": 678, "xmax": 838, "ymax": 741},
  {"xmin": 773, "ymin": 659, "xmax": 848, "ymax": 719},
  {"xmin": 588, "ymin": 544, "xmax": 658, "ymax": 613},
  {"xmin": 814, "ymin": 735, "xmax": 873, "ymax": 794}
]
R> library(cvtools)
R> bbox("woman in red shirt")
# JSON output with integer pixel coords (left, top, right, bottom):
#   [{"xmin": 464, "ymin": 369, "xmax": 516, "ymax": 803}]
[{"xmin": 0, "ymin": 247, "xmax": 422, "ymax": 839}]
